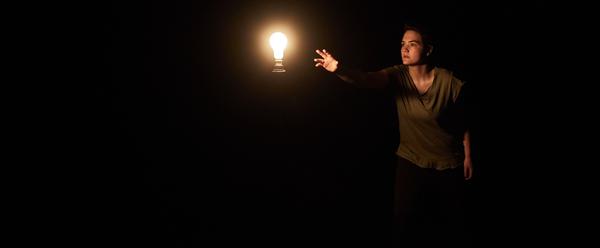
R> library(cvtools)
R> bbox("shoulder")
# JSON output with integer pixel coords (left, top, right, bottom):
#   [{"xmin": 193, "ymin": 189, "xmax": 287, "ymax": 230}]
[
  {"xmin": 435, "ymin": 67, "xmax": 455, "ymax": 79},
  {"xmin": 383, "ymin": 64, "xmax": 406, "ymax": 73},
  {"xmin": 436, "ymin": 67, "xmax": 464, "ymax": 86}
]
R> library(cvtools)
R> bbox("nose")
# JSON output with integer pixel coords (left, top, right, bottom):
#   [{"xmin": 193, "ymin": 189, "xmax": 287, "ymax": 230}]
[{"xmin": 401, "ymin": 45, "xmax": 409, "ymax": 53}]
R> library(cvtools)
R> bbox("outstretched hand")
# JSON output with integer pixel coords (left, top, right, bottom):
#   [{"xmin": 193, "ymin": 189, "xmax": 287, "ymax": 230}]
[
  {"xmin": 464, "ymin": 157, "xmax": 473, "ymax": 180},
  {"xmin": 314, "ymin": 49, "xmax": 339, "ymax": 72}
]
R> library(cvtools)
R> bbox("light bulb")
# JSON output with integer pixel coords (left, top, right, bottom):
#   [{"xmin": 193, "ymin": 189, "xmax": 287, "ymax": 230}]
[{"xmin": 269, "ymin": 32, "xmax": 288, "ymax": 72}]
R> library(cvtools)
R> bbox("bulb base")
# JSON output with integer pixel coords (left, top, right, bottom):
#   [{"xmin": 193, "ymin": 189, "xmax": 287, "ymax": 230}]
[{"xmin": 272, "ymin": 59, "xmax": 286, "ymax": 72}]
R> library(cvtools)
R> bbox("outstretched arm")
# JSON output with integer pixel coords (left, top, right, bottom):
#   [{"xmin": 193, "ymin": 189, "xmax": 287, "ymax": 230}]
[
  {"xmin": 463, "ymin": 130, "xmax": 473, "ymax": 180},
  {"xmin": 314, "ymin": 49, "xmax": 389, "ymax": 88}
]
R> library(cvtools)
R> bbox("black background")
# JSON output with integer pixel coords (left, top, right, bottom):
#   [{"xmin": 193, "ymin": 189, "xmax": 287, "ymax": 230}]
[{"xmin": 95, "ymin": 0, "xmax": 589, "ymax": 247}]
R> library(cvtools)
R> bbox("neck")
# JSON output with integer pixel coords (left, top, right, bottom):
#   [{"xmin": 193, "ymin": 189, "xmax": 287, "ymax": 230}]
[{"xmin": 408, "ymin": 64, "xmax": 434, "ymax": 81}]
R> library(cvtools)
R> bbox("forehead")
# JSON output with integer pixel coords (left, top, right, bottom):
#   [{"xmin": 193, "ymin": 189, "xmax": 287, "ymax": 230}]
[{"xmin": 402, "ymin": 30, "xmax": 422, "ymax": 41}]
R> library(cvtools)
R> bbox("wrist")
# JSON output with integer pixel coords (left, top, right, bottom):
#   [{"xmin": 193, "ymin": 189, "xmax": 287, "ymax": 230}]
[{"xmin": 334, "ymin": 62, "xmax": 343, "ymax": 73}]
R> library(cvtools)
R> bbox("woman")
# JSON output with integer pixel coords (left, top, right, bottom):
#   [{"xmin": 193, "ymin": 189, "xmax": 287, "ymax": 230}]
[{"xmin": 314, "ymin": 24, "xmax": 473, "ymax": 246}]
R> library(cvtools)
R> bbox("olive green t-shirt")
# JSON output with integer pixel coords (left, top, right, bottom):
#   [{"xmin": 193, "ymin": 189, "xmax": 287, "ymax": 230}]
[{"xmin": 384, "ymin": 65, "xmax": 465, "ymax": 170}]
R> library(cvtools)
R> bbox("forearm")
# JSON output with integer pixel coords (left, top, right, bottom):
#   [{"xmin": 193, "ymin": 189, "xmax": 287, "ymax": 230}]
[
  {"xmin": 463, "ymin": 130, "xmax": 471, "ymax": 159},
  {"xmin": 335, "ymin": 65, "xmax": 389, "ymax": 88}
]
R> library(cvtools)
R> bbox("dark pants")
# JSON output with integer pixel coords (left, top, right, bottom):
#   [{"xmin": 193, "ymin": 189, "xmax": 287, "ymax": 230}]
[{"xmin": 392, "ymin": 156, "xmax": 471, "ymax": 248}]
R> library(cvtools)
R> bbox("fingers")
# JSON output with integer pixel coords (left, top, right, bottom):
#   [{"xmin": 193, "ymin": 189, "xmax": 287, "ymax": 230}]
[
  {"xmin": 315, "ymin": 49, "xmax": 326, "ymax": 58},
  {"xmin": 315, "ymin": 49, "xmax": 333, "ymax": 69},
  {"xmin": 464, "ymin": 166, "xmax": 472, "ymax": 180},
  {"xmin": 314, "ymin": 58, "xmax": 326, "ymax": 68},
  {"xmin": 315, "ymin": 49, "xmax": 331, "ymax": 59}
]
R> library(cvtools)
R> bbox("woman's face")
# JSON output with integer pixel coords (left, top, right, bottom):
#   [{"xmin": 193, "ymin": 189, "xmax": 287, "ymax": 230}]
[{"xmin": 401, "ymin": 30, "xmax": 427, "ymax": 65}]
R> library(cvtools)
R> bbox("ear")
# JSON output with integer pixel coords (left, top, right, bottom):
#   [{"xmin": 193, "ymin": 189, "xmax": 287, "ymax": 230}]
[{"xmin": 426, "ymin": 45, "xmax": 434, "ymax": 56}]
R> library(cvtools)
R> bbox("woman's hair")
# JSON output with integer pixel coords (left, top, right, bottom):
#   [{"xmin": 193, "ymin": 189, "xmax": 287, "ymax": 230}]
[{"xmin": 403, "ymin": 23, "xmax": 435, "ymax": 48}]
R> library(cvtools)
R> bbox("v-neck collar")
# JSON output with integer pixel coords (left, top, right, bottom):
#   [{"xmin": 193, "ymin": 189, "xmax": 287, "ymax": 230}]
[{"xmin": 408, "ymin": 67, "xmax": 437, "ymax": 97}]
